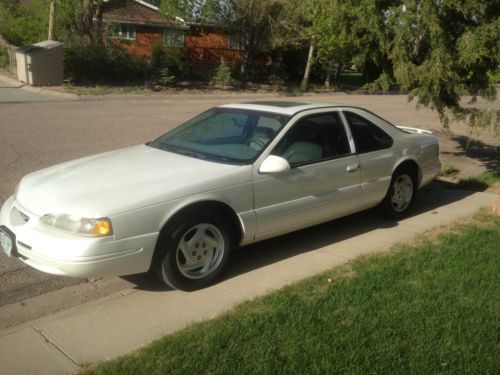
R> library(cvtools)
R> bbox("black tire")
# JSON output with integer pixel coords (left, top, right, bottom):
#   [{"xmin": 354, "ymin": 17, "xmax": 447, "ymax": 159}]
[
  {"xmin": 153, "ymin": 212, "xmax": 233, "ymax": 291},
  {"xmin": 378, "ymin": 166, "xmax": 417, "ymax": 219}
]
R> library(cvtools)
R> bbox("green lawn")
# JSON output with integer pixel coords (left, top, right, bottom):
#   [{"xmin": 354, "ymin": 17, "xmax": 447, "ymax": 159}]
[
  {"xmin": 457, "ymin": 171, "xmax": 500, "ymax": 191},
  {"xmin": 84, "ymin": 212, "xmax": 500, "ymax": 375}
]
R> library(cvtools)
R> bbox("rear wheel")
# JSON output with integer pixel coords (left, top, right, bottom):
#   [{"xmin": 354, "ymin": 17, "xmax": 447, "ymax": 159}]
[
  {"xmin": 153, "ymin": 212, "xmax": 232, "ymax": 291},
  {"xmin": 379, "ymin": 166, "xmax": 417, "ymax": 218}
]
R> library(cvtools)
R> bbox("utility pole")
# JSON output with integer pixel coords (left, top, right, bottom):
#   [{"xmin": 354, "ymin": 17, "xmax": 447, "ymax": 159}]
[{"xmin": 48, "ymin": 1, "xmax": 56, "ymax": 40}]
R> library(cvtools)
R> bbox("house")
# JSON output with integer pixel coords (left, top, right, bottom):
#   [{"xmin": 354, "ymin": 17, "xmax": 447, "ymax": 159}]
[{"xmin": 101, "ymin": 0, "xmax": 248, "ymax": 73}]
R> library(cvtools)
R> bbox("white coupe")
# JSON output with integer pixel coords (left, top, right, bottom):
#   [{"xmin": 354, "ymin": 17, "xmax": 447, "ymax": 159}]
[{"xmin": 0, "ymin": 102, "xmax": 440, "ymax": 290}]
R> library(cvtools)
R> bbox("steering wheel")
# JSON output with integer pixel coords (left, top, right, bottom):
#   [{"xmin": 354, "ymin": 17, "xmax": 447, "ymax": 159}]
[{"xmin": 245, "ymin": 136, "xmax": 267, "ymax": 150}]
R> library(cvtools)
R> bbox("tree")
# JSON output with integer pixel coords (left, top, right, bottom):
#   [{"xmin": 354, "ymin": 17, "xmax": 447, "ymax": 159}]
[
  {"xmin": 160, "ymin": 0, "xmax": 220, "ymax": 21},
  {"xmin": 387, "ymin": 0, "xmax": 499, "ymax": 135},
  {"xmin": 217, "ymin": 0, "xmax": 285, "ymax": 76}
]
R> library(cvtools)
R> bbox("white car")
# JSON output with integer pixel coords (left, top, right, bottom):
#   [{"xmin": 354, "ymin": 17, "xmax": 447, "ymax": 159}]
[{"xmin": 0, "ymin": 102, "xmax": 440, "ymax": 290}]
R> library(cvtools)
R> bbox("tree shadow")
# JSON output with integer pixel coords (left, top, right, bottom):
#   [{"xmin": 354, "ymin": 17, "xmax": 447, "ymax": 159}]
[
  {"xmin": 122, "ymin": 181, "xmax": 475, "ymax": 291},
  {"xmin": 441, "ymin": 135, "xmax": 500, "ymax": 173}
]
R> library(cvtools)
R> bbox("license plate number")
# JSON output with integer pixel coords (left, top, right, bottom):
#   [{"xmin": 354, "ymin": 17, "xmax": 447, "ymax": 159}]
[{"xmin": 0, "ymin": 228, "xmax": 13, "ymax": 257}]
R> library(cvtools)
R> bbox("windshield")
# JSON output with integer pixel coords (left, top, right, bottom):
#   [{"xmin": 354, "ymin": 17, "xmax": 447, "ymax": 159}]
[{"xmin": 150, "ymin": 108, "xmax": 290, "ymax": 164}]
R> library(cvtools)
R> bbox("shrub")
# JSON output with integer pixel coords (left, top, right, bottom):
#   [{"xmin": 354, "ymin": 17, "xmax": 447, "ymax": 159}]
[
  {"xmin": 487, "ymin": 69, "xmax": 500, "ymax": 85},
  {"xmin": 211, "ymin": 58, "xmax": 234, "ymax": 86},
  {"xmin": 155, "ymin": 67, "xmax": 176, "ymax": 86},
  {"xmin": 64, "ymin": 43, "xmax": 150, "ymax": 83},
  {"xmin": 0, "ymin": 46, "xmax": 8, "ymax": 69},
  {"xmin": 150, "ymin": 44, "xmax": 177, "ymax": 86}
]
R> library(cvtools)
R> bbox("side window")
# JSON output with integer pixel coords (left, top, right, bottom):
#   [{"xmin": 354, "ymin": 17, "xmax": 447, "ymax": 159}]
[
  {"xmin": 344, "ymin": 112, "xmax": 393, "ymax": 153},
  {"xmin": 273, "ymin": 112, "xmax": 351, "ymax": 166}
]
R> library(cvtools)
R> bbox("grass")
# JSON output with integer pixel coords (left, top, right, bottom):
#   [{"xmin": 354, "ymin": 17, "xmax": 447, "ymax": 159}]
[
  {"xmin": 440, "ymin": 163, "xmax": 459, "ymax": 176},
  {"xmin": 457, "ymin": 171, "xmax": 500, "ymax": 191},
  {"xmin": 63, "ymin": 83, "xmax": 147, "ymax": 96},
  {"xmin": 83, "ymin": 212, "xmax": 500, "ymax": 375}
]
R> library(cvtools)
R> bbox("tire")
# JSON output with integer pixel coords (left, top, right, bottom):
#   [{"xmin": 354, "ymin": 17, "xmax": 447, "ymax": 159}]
[
  {"xmin": 378, "ymin": 166, "xmax": 417, "ymax": 218},
  {"xmin": 153, "ymin": 211, "xmax": 233, "ymax": 291}
]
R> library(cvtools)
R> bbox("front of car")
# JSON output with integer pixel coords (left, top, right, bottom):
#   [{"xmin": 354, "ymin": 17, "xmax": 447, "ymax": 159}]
[
  {"xmin": 0, "ymin": 106, "xmax": 290, "ymax": 279},
  {"xmin": 0, "ymin": 144, "xmax": 247, "ymax": 278}
]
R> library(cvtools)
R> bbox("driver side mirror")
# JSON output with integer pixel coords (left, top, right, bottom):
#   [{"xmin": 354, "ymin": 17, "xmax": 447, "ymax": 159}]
[{"xmin": 258, "ymin": 155, "xmax": 291, "ymax": 174}]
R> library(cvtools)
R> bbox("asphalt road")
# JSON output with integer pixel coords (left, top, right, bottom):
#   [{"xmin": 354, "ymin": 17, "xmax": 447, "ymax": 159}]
[
  {"xmin": 0, "ymin": 84, "xmax": 497, "ymax": 328},
  {"xmin": 0, "ymin": 89, "xmax": 281, "ymax": 321}
]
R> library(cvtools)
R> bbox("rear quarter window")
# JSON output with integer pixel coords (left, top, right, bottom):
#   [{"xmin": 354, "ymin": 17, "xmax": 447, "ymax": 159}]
[{"xmin": 344, "ymin": 111, "xmax": 393, "ymax": 153}]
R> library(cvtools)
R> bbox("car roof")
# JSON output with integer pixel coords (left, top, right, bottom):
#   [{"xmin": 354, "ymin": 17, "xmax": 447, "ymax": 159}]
[{"xmin": 219, "ymin": 101, "xmax": 339, "ymax": 116}]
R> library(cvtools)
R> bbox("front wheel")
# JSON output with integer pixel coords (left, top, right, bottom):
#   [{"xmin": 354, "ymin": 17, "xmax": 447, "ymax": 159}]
[
  {"xmin": 153, "ymin": 213, "xmax": 232, "ymax": 291},
  {"xmin": 379, "ymin": 167, "xmax": 417, "ymax": 218}
]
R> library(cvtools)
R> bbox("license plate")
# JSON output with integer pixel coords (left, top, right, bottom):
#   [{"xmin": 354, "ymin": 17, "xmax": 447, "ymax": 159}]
[{"xmin": 0, "ymin": 227, "xmax": 13, "ymax": 257}]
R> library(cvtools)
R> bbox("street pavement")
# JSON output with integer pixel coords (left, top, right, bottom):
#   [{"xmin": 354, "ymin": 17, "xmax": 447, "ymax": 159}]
[{"xmin": 0, "ymin": 183, "xmax": 496, "ymax": 374}]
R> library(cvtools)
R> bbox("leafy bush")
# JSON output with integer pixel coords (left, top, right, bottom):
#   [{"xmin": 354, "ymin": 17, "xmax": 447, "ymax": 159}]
[
  {"xmin": 487, "ymin": 70, "xmax": 500, "ymax": 85},
  {"xmin": 64, "ymin": 43, "xmax": 150, "ymax": 83},
  {"xmin": 0, "ymin": 46, "xmax": 8, "ymax": 69},
  {"xmin": 211, "ymin": 59, "xmax": 235, "ymax": 86},
  {"xmin": 150, "ymin": 44, "xmax": 177, "ymax": 85},
  {"xmin": 155, "ymin": 67, "xmax": 176, "ymax": 86}
]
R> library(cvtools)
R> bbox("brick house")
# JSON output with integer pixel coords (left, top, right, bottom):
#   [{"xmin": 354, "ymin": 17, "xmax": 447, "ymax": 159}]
[{"xmin": 101, "ymin": 0, "xmax": 248, "ymax": 72}]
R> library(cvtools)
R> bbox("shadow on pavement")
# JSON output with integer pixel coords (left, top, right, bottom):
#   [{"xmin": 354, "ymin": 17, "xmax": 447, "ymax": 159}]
[{"xmin": 122, "ymin": 181, "xmax": 475, "ymax": 292}]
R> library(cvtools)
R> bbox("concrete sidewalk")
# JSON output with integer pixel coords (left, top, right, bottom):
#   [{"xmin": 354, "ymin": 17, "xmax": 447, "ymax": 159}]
[
  {"xmin": 0, "ymin": 73, "xmax": 77, "ymax": 103},
  {"xmin": 0, "ymin": 184, "xmax": 497, "ymax": 374}
]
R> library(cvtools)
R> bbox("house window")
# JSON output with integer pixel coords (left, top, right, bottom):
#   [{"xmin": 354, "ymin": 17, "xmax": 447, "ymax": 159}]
[
  {"xmin": 228, "ymin": 33, "xmax": 245, "ymax": 51},
  {"xmin": 109, "ymin": 24, "xmax": 136, "ymax": 40},
  {"xmin": 164, "ymin": 29, "xmax": 184, "ymax": 47}
]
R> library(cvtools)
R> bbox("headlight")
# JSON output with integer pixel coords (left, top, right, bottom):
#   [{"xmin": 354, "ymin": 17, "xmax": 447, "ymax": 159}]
[{"xmin": 40, "ymin": 214, "xmax": 113, "ymax": 237}]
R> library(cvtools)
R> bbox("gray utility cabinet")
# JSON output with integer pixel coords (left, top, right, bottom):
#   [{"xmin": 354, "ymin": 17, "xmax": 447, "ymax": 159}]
[{"xmin": 16, "ymin": 40, "xmax": 64, "ymax": 86}]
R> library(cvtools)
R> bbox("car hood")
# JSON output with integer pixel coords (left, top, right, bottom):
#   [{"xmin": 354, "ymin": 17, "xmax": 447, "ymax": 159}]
[{"xmin": 16, "ymin": 145, "xmax": 242, "ymax": 217}]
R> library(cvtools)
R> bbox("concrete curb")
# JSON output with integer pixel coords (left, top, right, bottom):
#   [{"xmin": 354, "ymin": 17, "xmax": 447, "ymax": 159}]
[{"xmin": 0, "ymin": 187, "xmax": 497, "ymax": 374}]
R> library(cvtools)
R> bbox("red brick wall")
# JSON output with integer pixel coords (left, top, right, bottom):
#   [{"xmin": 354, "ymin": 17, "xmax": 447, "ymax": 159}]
[
  {"xmin": 120, "ymin": 26, "xmax": 162, "ymax": 57},
  {"xmin": 185, "ymin": 29, "xmax": 228, "ymax": 49},
  {"xmin": 185, "ymin": 28, "xmax": 245, "ymax": 66}
]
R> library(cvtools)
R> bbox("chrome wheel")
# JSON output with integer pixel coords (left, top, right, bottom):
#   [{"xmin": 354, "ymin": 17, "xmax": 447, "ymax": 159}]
[
  {"xmin": 391, "ymin": 174, "xmax": 414, "ymax": 212},
  {"xmin": 176, "ymin": 223, "xmax": 225, "ymax": 280}
]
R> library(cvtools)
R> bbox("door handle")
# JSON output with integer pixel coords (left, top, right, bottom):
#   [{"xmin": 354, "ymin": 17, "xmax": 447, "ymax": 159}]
[{"xmin": 346, "ymin": 164, "xmax": 359, "ymax": 172}]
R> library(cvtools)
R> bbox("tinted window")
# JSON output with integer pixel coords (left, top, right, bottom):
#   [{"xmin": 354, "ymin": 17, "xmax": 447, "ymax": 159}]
[
  {"xmin": 273, "ymin": 112, "xmax": 351, "ymax": 166},
  {"xmin": 344, "ymin": 112, "xmax": 393, "ymax": 153}
]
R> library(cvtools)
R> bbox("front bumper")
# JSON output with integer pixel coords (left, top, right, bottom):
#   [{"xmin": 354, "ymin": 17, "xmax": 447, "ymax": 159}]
[{"xmin": 0, "ymin": 196, "xmax": 159, "ymax": 278}]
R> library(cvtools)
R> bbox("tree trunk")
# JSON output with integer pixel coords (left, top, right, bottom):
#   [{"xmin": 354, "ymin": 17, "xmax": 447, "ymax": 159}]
[
  {"xmin": 324, "ymin": 59, "xmax": 333, "ymax": 89},
  {"xmin": 334, "ymin": 63, "xmax": 342, "ymax": 81},
  {"xmin": 301, "ymin": 40, "xmax": 314, "ymax": 91},
  {"xmin": 240, "ymin": 51, "xmax": 248, "ymax": 75},
  {"xmin": 83, "ymin": 0, "xmax": 94, "ymax": 45},
  {"xmin": 48, "ymin": 1, "xmax": 56, "ymax": 40},
  {"xmin": 95, "ymin": 0, "xmax": 103, "ymax": 45}
]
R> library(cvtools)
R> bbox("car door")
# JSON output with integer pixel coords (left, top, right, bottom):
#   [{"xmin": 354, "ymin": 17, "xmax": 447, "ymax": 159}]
[
  {"xmin": 341, "ymin": 109, "xmax": 396, "ymax": 207},
  {"xmin": 253, "ymin": 110, "xmax": 362, "ymax": 241}
]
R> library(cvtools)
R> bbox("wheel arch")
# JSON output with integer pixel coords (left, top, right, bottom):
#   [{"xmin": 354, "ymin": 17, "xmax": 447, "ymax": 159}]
[
  {"xmin": 150, "ymin": 200, "xmax": 245, "ymax": 269},
  {"xmin": 392, "ymin": 158, "xmax": 421, "ymax": 186}
]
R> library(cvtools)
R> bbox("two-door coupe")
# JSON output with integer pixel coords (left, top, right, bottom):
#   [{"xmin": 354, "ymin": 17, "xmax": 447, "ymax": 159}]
[{"xmin": 0, "ymin": 102, "xmax": 440, "ymax": 290}]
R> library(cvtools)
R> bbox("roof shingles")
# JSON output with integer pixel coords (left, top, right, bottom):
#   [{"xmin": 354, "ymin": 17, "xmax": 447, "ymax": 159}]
[{"xmin": 102, "ymin": 0, "xmax": 176, "ymax": 26}]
